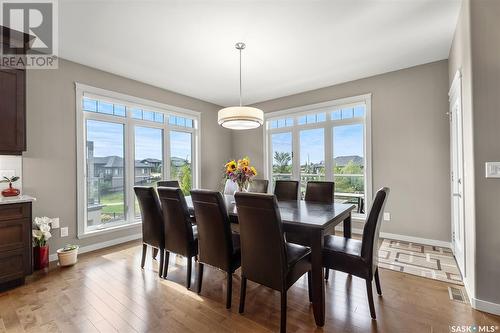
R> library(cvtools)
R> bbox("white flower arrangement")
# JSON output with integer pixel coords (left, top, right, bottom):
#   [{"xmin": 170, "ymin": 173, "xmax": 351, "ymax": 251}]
[{"xmin": 33, "ymin": 216, "xmax": 54, "ymax": 247}]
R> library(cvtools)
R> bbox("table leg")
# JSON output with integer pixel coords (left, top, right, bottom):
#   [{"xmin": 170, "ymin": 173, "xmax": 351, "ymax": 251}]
[
  {"xmin": 343, "ymin": 213, "xmax": 352, "ymax": 238},
  {"xmin": 310, "ymin": 229, "xmax": 325, "ymax": 326}
]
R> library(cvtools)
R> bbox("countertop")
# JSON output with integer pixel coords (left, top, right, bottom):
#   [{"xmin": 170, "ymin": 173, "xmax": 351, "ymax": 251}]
[{"xmin": 0, "ymin": 195, "xmax": 36, "ymax": 205}]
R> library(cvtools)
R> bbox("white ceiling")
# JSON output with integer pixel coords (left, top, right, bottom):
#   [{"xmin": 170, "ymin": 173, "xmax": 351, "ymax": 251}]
[{"xmin": 59, "ymin": 0, "xmax": 461, "ymax": 107}]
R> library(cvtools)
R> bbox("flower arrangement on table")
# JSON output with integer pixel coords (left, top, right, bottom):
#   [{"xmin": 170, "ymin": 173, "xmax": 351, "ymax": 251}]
[{"xmin": 224, "ymin": 157, "xmax": 258, "ymax": 192}]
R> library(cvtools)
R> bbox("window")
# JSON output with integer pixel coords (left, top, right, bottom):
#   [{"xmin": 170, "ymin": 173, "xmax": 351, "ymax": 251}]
[
  {"xmin": 76, "ymin": 84, "xmax": 200, "ymax": 236},
  {"xmin": 265, "ymin": 95, "xmax": 372, "ymax": 217}
]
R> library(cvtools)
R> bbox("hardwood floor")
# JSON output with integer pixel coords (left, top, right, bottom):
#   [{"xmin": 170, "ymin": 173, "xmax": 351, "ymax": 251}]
[{"xmin": 0, "ymin": 239, "xmax": 498, "ymax": 333}]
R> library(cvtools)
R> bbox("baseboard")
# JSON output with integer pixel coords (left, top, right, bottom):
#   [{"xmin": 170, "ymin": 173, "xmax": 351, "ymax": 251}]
[
  {"xmin": 340, "ymin": 226, "xmax": 452, "ymax": 249},
  {"xmin": 470, "ymin": 297, "xmax": 500, "ymax": 316},
  {"xmin": 49, "ymin": 233, "xmax": 142, "ymax": 262}
]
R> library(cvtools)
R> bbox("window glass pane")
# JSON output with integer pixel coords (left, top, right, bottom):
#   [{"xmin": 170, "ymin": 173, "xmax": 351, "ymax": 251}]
[
  {"xmin": 143, "ymin": 110, "xmax": 155, "ymax": 122},
  {"xmin": 177, "ymin": 117, "xmax": 186, "ymax": 127},
  {"xmin": 286, "ymin": 118, "xmax": 293, "ymax": 127},
  {"xmin": 354, "ymin": 105, "xmax": 365, "ymax": 118},
  {"xmin": 271, "ymin": 132, "xmax": 293, "ymax": 184},
  {"xmin": 170, "ymin": 131, "xmax": 192, "ymax": 195},
  {"xmin": 341, "ymin": 108, "xmax": 353, "ymax": 119},
  {"xmin": 86, "ymin": 120, "xmax": 126, "ymax": 229},
  {"xmin": 132, "ymin": 108, "xmax": 143, "ymax": 119},
  {"xmin": 185, "ymin": 118, "xmax": 193, "ymax": 128},
  {"xmin": 134, "ymin": 126, "xmax": 163, "ymax": 218},
  {"xmin": 98, "ymin": 101, "xmax": 113, "ymax": 115},
  {"xmin": 298, "ymin": 116, "xmax": 307, "ymax": 125},
  {"xmin": 317, "ymin": 113, "xmax": 326, "ymax": 122},
  {"xmin": 269, "ymin": 120, "xmax": 278, "ymax": 129},
  {"xmin": 83, "ymin": 98, "xmax": 97, "ymax": 112},
  {"xmin": 277, "ymin": 119, "xmax": 286, "ymax": 128},
  {"xmin": 300, "ymin": 128, "xmax": 325, "ymax": 198},
  {"xmin": 332, "ymin": 110, "xmax": 341, "ymax": 120},
  {"xmin": 306, "ymin": 114, "xmax": 316, "ymax": 124},
  {"xmin": 154, "ymin": 112, "xmax": 164, "ymax": 123},
  {"xmin": 333, "ymin": 124, "xmax": 365, "ymax": 213},
  {"xmin": 113, "ymin": 105, "xmax": 126, "ymax": 117}
]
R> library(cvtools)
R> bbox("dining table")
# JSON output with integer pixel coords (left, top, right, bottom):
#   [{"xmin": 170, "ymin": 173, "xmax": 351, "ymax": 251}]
[{"xmin": 185, "ymin": 194, "xmax": 355, "ymax": 327}]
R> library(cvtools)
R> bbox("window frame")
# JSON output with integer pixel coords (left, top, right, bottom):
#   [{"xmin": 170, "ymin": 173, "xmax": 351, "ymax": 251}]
[
  {"xmin": 76, "ymin": 83, "xmax": 201, "ymax": 238},
  {"xmin": 263, "ymin": 94, "xmax": 372, "ymax": 220}
]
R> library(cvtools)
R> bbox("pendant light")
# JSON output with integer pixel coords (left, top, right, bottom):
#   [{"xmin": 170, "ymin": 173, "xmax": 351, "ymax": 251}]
[{"xmin": 218, "ymin": 42, "xmax": 264, "ymax": 130}]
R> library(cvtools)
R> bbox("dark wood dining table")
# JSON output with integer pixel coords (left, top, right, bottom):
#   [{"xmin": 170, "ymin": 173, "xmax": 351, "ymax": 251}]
[{"xmin": 185, "ymin": 194, "xmax": 355, "ymax": 327}]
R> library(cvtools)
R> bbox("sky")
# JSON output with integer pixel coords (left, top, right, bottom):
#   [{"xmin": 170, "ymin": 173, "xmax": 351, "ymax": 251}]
[
  {"xmin": 87, "ymin": 120, "xmax": 191, "ymax": 161},
  {"xmin": 272, "ymin": 123, "xmax": 364, "ymax": 165}
]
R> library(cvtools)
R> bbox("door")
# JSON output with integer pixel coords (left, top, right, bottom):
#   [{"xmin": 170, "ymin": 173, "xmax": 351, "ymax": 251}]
[{"xmin": 449, "ymin": 71, "xmax": 465, "ymax": 275}]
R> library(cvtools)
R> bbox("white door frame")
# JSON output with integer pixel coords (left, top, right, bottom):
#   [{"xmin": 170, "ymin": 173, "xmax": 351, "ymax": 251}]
[{"xmin": 449, "ymin": 70, "xmax": 465, "ymax": 276}]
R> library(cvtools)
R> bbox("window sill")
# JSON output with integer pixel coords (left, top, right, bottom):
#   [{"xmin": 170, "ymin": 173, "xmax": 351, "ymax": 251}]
[{"xmin": 78, "ymin": 220, "xmax": 142, "ymax": 239}]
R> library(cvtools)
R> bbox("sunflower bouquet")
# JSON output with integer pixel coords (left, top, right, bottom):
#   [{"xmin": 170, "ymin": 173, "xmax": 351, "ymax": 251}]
[{"xmin": 224, "ymin": 157, "xmax": 258, "ymax": 192}]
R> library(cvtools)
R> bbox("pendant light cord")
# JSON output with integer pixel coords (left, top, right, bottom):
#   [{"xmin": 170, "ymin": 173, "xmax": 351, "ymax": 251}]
[{"xmin": 239, "ymin": 46, "xmax": 242, "ymax": 107}]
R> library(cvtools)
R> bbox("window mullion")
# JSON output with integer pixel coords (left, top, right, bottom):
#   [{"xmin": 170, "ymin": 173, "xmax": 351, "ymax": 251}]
[
  {"xmin": 126, "ymin": 121, "xmax": 135, "ymax": 223},
  {"xmin": 325, "ymin": 125, "xmax": 333, "ymax": 182}
]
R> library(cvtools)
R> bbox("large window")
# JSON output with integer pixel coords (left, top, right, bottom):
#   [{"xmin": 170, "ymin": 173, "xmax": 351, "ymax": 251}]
[
  {"xmin": 265, "ymin": 95, "xmax": 371, "ymax": 217},
  {"xmin": 77, "ymin": 84, "xmax": 200, "ymax": 236}
]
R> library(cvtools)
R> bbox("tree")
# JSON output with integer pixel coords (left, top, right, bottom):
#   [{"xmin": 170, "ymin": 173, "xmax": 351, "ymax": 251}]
[
  {"xmin": 180, "ymin": 164, "xmax": 192, "ymax": 195},
  {"xmin": 273, "ymin": 151, "xmax": 292, "ymax": 174},
  {"xmin": 334, "ymin": 160, "xmax": 364, "ymax": 193}
]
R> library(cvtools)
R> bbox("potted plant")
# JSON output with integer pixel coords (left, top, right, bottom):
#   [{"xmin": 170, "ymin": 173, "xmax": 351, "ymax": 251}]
[
  {"xmin": 57, "ymin": 244, "xmax": 79, "ymax": 267},
  {"xmin": 1, "ymin": 176, "xmax": 20, "ymax": 197},
  {"xmin": 224, "ymin": 157, "xmax": 258, "ymax": 193},
  {"xmin": 32, "ymin": 217, "xmax": 52, "ymax": 270}
]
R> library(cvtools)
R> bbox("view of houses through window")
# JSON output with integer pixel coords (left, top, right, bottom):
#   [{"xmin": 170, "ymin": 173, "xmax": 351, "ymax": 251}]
[
  {"xmin": 267, "ymin": 99, "xmax": 369, "ymax": 215},
  {"xmin": 80, "ymin": 93, "xmax": 198, "ymax": 233}
]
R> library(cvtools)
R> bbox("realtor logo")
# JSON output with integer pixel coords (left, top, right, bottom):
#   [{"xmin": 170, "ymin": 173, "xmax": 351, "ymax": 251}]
[{"xmin": 1, "ymin": 0, "xmax": 58, "ymax": 68}]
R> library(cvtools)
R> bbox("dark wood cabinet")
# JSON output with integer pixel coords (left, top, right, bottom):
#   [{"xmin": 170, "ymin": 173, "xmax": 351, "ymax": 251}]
[{"xmin": 0, "ymin": 202, "xmax": 32, "ymax": 291}]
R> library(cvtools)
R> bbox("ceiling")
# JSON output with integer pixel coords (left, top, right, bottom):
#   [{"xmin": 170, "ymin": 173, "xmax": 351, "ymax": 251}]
[{"xmin": 59, "ymin": 0, "xmax": 461, "ymax": 107}]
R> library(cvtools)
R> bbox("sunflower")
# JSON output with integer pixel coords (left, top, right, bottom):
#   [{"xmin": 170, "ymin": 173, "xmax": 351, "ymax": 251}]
[
  {"xmin": 242, "ymin": 166, "xmax": 250, "ymax": 174},
  {"xmin": 238, "ymin": 158, "xmax": 250, "ymax": 167},
  {"xmin": 225, "ymin": 160, "xmax": 237, "ymax": 173},
  {"xmin": 250, "ymin": 166, "xmax": 257, "ymax": 176}
]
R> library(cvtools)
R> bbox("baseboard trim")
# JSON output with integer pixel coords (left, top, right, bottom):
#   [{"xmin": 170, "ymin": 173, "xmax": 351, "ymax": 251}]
[
  {"xmin": 49, "ymin": 233, "xmax": 142, "ymax": 262},
  {"xmin": 470, "ymin": 297, "xmax": 500, "ymax": 316}
]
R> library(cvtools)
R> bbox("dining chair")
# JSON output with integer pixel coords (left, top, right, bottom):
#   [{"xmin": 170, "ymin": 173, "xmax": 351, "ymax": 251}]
[
  {"xmin": 322, "ymin": 187, "xmax": 390, "ymax": 319},
  {"xmin": 134, "ymin": 186, "xmax": 165, "ymax": 277},
  {"xmin": 247, "ymin": 179, "xmax": 269, "ymax": 193},
  {"xmin": 273, "ymin": 180, "xmax": 299, "ymax": 201},
  {"xmin": 190, "ymin": 189, "xmax": 241, "ymax": 308},
  {"xmin": 234, "ymin": 192, "xmax": 312, "ymax": 333},
  {"xmin": 157, "ymin": 187, "xmax": 198, "ymax": 289},
  {"xmin": 304, "ymin": 181, "xmax": 335, "ymax": 203},
  {"xmin": 157, "ymin": 180, "xmax": 180, "ymax": 188}
]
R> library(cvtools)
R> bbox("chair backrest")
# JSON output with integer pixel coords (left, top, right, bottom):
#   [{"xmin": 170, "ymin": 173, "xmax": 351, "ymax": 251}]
[
  {"xmin": 157, "ymin": 180, "xmax": 180, "ymax": 188},
  {"xmin": 361, "ymin": 187, "xmax": 390, "ymax": 273},
  {"xmin": 235, "ymin": 192, "xmax": 287, "ymax": 291},
  {"xmin": 273, "ymin": 180, "xmax": 299, "ymax": 201},
  {"xmin": 157, "ymin": 187, "xmax": 195, "ymax": 256},
  {"xmin": 247, "ymin": 179, "xmax": 269, "ymax": 193},
  {"xmin": 191, "ymin": 189, "xmax": 234, "ymax": 271},
  {"xmin": 304, "ymin": 181, "xmax": 335, "ymax": 203},
  {"xmin": 134, "ymin": 186, "xmax": 164, "ymax": 248},
  {"xmin": 224, "ymin": 179, "xmax": 237, "ymax": 195}
]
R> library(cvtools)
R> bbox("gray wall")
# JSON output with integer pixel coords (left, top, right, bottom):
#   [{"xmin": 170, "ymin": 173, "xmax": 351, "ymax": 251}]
[
  {"xmin": 233, "ymin": 60, "xmax": 451, "ymax": 242},
  {"xmin": 23, "ymin": 59, "xmax": 231, "ymax": 254}
]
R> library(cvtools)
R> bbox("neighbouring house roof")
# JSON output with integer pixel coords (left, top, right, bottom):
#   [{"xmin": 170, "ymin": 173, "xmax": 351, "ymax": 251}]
[
  {"xmin": 141, "ymin": 158, "xmax": 162, "ymax": 164},
  {"xmin": 92, "ymin": 156, "xmax": 152, "ymax": 169},
  {"xmin": 171, "ymin": 156, "xmax": 189, "ymax": 167},
  {"xmin": 334, "ymin": 155, "xmax": 364, "ymax": 167}
]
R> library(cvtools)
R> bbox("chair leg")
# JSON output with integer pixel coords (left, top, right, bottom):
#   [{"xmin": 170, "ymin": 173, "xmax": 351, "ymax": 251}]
[
  {"xmin": 226, "ymin": 272, "xmax": 233, "ymax": 309},
  {"xmin": 366, "ymin": 279, "xmax": 376, "ymax": 319},
  {"xmin": 140, "ymin": 244, "xmax": 147, "ymax": 269},
  {"xmin": 374, "ymin": 268, "xmax": 382, "ymax": 295},
  {"xmin": 163, "ymin": 251, "xmax": 170, "ymax": 278},
  {"xmin": 152, "ymin": 248, "xmax": 158, "ymax": 259},
  {"xmin": 280, "ymin": 290, "xmax": 287, "ymax": 333},
  {"xmin": 197, "ymin": 262, "xmax": 204, "ymax": 294},
  {"xmin": 239, "ymin": 276, "xmax": 247, "ymax": 314},
  {"xmin": 307, "ymin": 271, "xmax": 312, "ymax": 303},
  {"xmin": 158, "ymin": 249, "xmax": 164, "ymax": 278},
  {"xmin": 324, "ymin": 268, "xmax": 329, "ymax": 281},
  {"xmin": 186, "ymin": 256, "xmax": 192, "ymax": 289}
]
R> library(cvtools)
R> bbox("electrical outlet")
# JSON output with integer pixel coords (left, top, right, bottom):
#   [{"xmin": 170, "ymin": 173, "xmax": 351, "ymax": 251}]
[
  {"xmin": 60, "ymin": 227, "xmax": 68, "ymax": 237},
  {"xmin": 51, "ymin": 218, "xmax": 60, "ymax": 229},
  {"xmin": 383, "ymin": 212, "xmax": 391, "ymax": 221}
]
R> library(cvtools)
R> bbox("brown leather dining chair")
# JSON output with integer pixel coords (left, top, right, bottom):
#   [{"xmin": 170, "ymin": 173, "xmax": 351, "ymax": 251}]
[
  {"xmin": 273, "ymin": 180, "xmax": 299, "ymax": 201},
  {"xmin": 157, "ymin": 187, "xmax": 198, "ymax": 289},
  {"xmin": 304, "ymin": 181, "xmax": 335, "ymax": 203},
  {"xmin": 322, "ymin": 187, "xmax": 389, "ymax": 319},
  {"xmin": 247, "ymin": 179, "xmax": 269, "ymax": 193},
  {"xmin": 190, "ymin": 189, "xmax": 241, "ymax": 308},
  {"xmin": 235, "ymin": 192, "xmax": 312, "ymax": 333},
  {"xmin": 134, "ymin": 186, "xmax": 165, "ymax": 277},
  {"xmin": 157, "ymin": 180, "xmax": 180, "ymax": 188}
]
